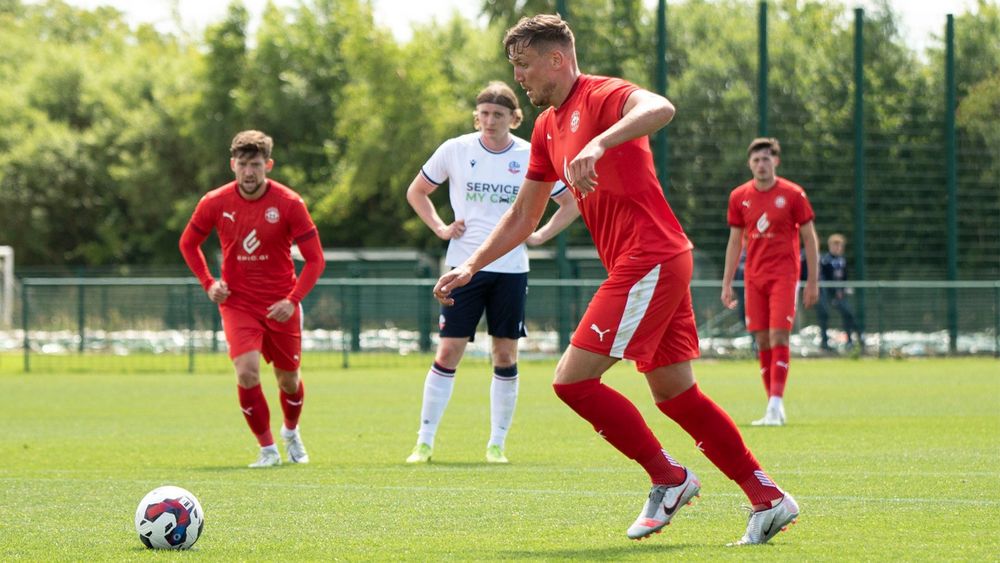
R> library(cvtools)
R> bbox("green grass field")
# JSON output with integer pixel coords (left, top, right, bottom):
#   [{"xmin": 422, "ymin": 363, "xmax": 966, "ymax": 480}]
[{"xmin": 1, "ymin": 357, "xmax": 997, "ymax": 560}]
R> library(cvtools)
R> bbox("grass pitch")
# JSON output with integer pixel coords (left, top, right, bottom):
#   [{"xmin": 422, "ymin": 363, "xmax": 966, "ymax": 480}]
[{"xmin": 0, "ymin": 357, "xmax": 997, "ymax": 560}]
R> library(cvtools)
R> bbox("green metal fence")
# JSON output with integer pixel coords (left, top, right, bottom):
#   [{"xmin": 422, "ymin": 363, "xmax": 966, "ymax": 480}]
[{"xmin": 5, "ymin": 277, "xmax": 996, "ymax": 374}]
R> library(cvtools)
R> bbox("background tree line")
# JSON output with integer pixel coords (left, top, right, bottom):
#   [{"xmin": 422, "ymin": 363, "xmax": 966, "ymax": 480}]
[{"xmin": 0, "ymin": 0, "xmax": 996, "ymax": 280}]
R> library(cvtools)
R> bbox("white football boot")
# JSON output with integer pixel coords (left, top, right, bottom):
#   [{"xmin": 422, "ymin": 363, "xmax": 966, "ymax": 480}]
[
  {"xmin": 248, "ymin": 446, "xmax": 282, "ymax": 468},
  {"xmin": 281, "ymin": 426, "xmax": 310, "ymax": 464},
  {"xmin": 627, "ymin": 469, "xmax": 701, "ymax": 540},
  {"xmin": 730, "ymin": 493, "xmax": 800, "ymax": 545},
  {"xmin": 751, "ymin": 404, "xmax": 786, "ymax": 426}
]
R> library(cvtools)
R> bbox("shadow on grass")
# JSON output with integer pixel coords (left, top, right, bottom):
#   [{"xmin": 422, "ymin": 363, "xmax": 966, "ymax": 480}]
[{"xmin": 501, "ymin": 542, "xmax": 694, "ymax": 559}]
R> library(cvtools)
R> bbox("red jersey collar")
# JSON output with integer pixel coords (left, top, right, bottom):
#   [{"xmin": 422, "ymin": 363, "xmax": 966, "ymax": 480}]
[{"xmin": 554, "ymin": 74, "xmax": 586, "ymax": 112}]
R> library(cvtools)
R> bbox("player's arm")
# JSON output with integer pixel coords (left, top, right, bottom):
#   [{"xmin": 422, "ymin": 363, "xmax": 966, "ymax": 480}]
[
  {"xmin": 721, "ymin": 227, "xmax": 744, "ymax": 309},
  {"xmin": 406, "ymin": 173, "xmax": 466, "ymax": 240},
  {"xmin": 567, "ymin": 89, "xmax": 675, "ymax": 194},
  {"xmin": 800, "ymin": 221, "xmax": 820, "ymax": 308},
  {"xmin": 179, "ymin": 220, "xmax": 230, "ymax": 304},
  {"xmin": 526, "ymin": 188, "xmax": 579, "ymax": 246},
  {"xmin": 434, "ymin": 179, "xmax": 554, "ymax": 304}
]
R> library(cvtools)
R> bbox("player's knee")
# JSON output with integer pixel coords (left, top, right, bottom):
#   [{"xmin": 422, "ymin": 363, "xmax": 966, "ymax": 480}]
[{"xmin": 236, "ymin": 371, "xmax": 261, "ymax": 388}]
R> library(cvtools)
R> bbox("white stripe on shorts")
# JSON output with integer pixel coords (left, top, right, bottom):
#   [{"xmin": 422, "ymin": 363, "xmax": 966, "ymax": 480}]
[{"xmin": 609, "ymin": 264, "xmax": 661, "ymax": 358}]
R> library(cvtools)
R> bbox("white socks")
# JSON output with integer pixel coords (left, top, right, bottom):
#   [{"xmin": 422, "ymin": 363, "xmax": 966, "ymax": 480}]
[
  {"xmin": 416, "ymin": 364, "xmax": 456, "ymax": 448},
  {"xmin": 489, "ymin": 365, "xmax": 519, "ymax": 448}
]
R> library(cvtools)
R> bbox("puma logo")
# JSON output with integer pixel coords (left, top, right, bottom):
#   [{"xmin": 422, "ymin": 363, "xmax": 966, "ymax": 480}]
[
  {"xmin": 285, "ymin": 399, "xmax": 303, "ymax": 407},
  {"xmin": 590, "ymin": 324, "xmax": 610, "ymax": 342},
  {"xmin": 241, "ymin": 407, "xmax": 253, "ymax": 415},
  {"xmin": 223, "ymin": 211, "xmax": 236, "ymax": 222},
  {"xmin": 742, "ymin": 200, "xmax": 751, "ymax": 208},
  {"xmin": 776, "ymin": 361, "xmax": 789, "ymax": 370}
]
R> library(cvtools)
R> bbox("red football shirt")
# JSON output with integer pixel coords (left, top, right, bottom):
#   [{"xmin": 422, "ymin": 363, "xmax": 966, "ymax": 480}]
[
  {"xmin": 727, "ymin": 176, "xmax": 815, "ymax": 281},
  {"xmin": 525, "ymin": 75, "xmax": 692, "ymax": 269},
  {"xmin": 186, "ymin": 180, "xmax": 318, "ymax": 315}
]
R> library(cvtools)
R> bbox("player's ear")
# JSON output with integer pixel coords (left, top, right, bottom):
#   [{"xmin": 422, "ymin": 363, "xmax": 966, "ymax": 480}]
[
  {"xmin": 265, "ymin": 159, "xmax": 274, "ymax": 172},
  {"xmin": 230, "ymin": 158, "xmax": 236, "ymax": 172}
]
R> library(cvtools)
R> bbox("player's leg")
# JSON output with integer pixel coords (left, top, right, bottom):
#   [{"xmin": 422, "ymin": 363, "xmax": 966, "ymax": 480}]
[
  {"xmin": 221, "ymin": 307, "xmax": 279, "ymax": 467},
  {"xmin": 559, "ymin": 254, "xmax": 695, "ymax": 539},
  {"xmin": 407, "ymin": 273, "xmax": 487, "ymax": 463},
  {"xmin": 817, "ymin": 291, "xmax": 832, "ymax": 350},
  {"xmin": 761, "ymin": 277, "xmax": 797, "ymax": 426},
  {"xmin": 746, "ymin": 279, "xmax": 775, "ymax": 424},
  {"xmin": 646, "ymin": 364, "xmax": 799, "ymax": 543},
  {"xmin": 482, "ymin": 272, "xmax": 528, "ymax": 463},
  {"xmin": 263, "ymin": 305, "xmax": 309, "ymax": 463}
]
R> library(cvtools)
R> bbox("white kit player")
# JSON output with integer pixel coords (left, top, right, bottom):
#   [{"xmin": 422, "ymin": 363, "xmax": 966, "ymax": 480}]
[{"xmin": 404, "ymin": 81, "xmax": 579, "ymax": 464}]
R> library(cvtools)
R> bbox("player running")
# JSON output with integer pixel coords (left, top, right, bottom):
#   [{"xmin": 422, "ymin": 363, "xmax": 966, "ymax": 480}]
[
  {"xmin": 433, "ymin": 15, "xmax": 798, "ymax": 545},
  {"xmin": 405, "ymin": 81, "xmax": 579, "ymax": 464},
  {"xmin": 179, "ymin": 130, "xmax": 326, "ymax": 468},
  {"xmin": 721, "ymin": 137, "xmax": 819, "ymax": 426}
]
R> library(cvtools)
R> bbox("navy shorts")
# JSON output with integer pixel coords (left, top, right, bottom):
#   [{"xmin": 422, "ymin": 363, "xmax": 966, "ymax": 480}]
[{"xmin": 439, "ymin": 271, "xmax": 528, "ymax": 341}]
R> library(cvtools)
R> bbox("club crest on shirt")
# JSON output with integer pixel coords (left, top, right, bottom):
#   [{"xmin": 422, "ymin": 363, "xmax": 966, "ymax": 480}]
[
  {"xmin": 774, "ymin": 195, "xmax": 786, "ymax": 208},
  {"xmin": 570, "ymin": 110, "xmax": 581, "ymax": 133},
  {"xmin": 508, "ymin": 161, "xmax": 521, "ymax": 174},
  {"xmin": 265, "ymin": 207, "xmax": 280, "ymax": 223}
]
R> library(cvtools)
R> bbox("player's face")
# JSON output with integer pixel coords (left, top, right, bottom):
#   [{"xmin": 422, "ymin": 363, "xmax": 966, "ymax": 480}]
[
  {"xmin": 231, "ymin": 154, "xmax": 273, "ymax": 195},
  {"xmin": 748, "ymin": 149, "xmax": 779, "ymax": 183},
  {"xmin": 476, "ymin": 102, "xmax": 516, "ymax": 143},
  {"xmin": 510, "ymin": 46, "xmax": 557, "ymax": 107}
]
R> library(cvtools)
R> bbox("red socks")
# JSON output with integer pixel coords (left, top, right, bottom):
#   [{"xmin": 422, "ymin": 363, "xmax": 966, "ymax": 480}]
[
  {"xmin": 769, "ymin": 345, "xmax": 790, "ymax": 398},
  {"xmin": 758, "ymin": 347, "xmax": 772, "ymax": 396},
  {"xmin": 280, "ymin": 380, "xmax": 305, "ymax": 430},
  {"xmin": 554, "ymin": 379, "xmax": 685, "ymax": 485},
  {"xmin": 237, "ymin": 384, "xmax": 273, "ymax": 447},
  {"xmin": 657, "ymin": 384, "xmax": 781, "ymax": 507}
]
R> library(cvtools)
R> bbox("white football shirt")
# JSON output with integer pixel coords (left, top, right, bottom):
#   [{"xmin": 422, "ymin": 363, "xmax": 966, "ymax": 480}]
[{"xmin": 421, "ymin": 132, "xmax": 567, "ymax": 273}]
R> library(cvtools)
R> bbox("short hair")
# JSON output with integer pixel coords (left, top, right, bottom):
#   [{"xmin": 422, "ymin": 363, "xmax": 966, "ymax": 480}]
[
  {"xmin": 503, "ymin": 14, "xmax": 575, "ymax": 59},
  {"xmin": 473, "ymin": 81, "xmax": 524, "ymax": 129},
  {"xmin": 747, "ymin": 137, "xmax": 781, "ymax": 157},
  {"xmin": 828, "ymin": 233, "xmax": 846, "ymax": 245},
  {"xmin": 230, "ymin": 130, "xmax": 273, "ymax": 160}
]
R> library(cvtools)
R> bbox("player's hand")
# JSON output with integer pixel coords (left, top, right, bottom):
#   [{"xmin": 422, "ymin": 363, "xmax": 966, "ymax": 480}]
[
  {"xmin": 567, "ymin": 141, "xmax": 605, "ymax": 196},
  {"xmin": 433, "ymin": 267, "xmax": 473, "ymax": 306},
  {"xmin": 207, "ymin": 280, "xmax": 230, "ymax": 304},
  {"xmin": 436, "ymin": 220, "xmax": 466, "ymax": 240},
  {"xmin": 720, "ymin": 284, "xmax": 737, "ymax": 309},
  {"xmin": 266, "ymin": 299, "xmax": 295, "ymax": 322},
  {"xmin": 803, "ymin": 280, "xmax": 819, "ymax": 308}
]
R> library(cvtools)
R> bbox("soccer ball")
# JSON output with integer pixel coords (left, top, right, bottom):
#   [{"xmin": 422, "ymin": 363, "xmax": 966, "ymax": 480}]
[{"xmin": 134, "ymin": 486, "xmax": 205, "ymax": 550}]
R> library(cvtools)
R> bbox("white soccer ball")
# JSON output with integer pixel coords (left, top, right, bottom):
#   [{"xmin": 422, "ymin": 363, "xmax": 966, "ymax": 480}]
[{"xmin": 134, "ymin": 486, "xmax": 205, "ymax": 550}]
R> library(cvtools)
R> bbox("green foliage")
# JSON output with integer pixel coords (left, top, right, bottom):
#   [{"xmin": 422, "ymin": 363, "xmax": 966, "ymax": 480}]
[{"xmin": 0, "ymin": 0, "xmax": 996, "ymax": 279}]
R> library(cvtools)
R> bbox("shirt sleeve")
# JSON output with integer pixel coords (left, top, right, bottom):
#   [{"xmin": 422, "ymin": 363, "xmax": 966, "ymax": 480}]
[
  {"xmin": 420, "ymin": 139, "xmax": 453, "ymax": 186},
  {"xmin": 727, "ymin": 189, "xmax": 745, "ymax": 227},
  {"xmin": 179, "ymin": 197, "xmax": 216, "ymax": 291},
  {"xmin": 793, "ymin": 189, "xmax": 816, "ymax": 225},
  {"xmin": 549, "ymin": 181, "xmax": 569, "ymax": 199},
  {"xmin": 287, "ymin": 197, "xmax": 318, "ymax": 241},
  {"xmin": 526, "ymin": 113, "xmax": 558, "ymax": 182},
  {"xmin": 188, "ymin": 194, "xmax": 215, "ymax": 236}
]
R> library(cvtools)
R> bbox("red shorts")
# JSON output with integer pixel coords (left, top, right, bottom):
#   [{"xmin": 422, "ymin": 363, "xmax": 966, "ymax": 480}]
[
  {"xmin": 744, "ymin": 277, "xmax": 798, "ymax": 332},
  {"xmin": 571, "ymin": 252, "xmax": 700, "ymax": 373},
  {"xmin": 220, "ymin": 304, "xmax": 303, "ymax": 371}
]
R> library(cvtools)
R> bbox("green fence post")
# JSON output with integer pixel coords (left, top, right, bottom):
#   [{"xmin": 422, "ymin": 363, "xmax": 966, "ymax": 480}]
[
  {"xmin": 654, "ymin": 0, "xmax": 669, "ymax": 197},
  {"xmin": 339, "ymin": 281, "xmax": 349, "ymax": 369},
  {"xmin": 853, "ymin": 8, "xmax": 867, "ymax": 341},
  {"xmin": 21, "ymin": 279, "xmax": 29, "ymax": 373},
  {"xmin": 77, "ymin": 283, "xmax": 85, "ymax": 354},
  {"xmin": 417, "ymin": 265, "xmax": 432, "ymax": 353},
  {"xmin": 994, "ymin": 284, "xmax": 999, "ymax": 359},
  {"xmin": 557, "ymin": 236, "xmax": 572, "ymax": 350},
  {"xmin": 877, "ymin": 284, "xmax": 884, "ymax": 359},
  {"xmin": 758, "ymin": 1, "xmax": 768, "ymax": 136},
  {"xmin": 187, "ymin": 282, "xmax": 195, "ymax": 374},
  {"xmin": 945, "ymin": 14, "xmax": 958, "ymax": 355}
]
